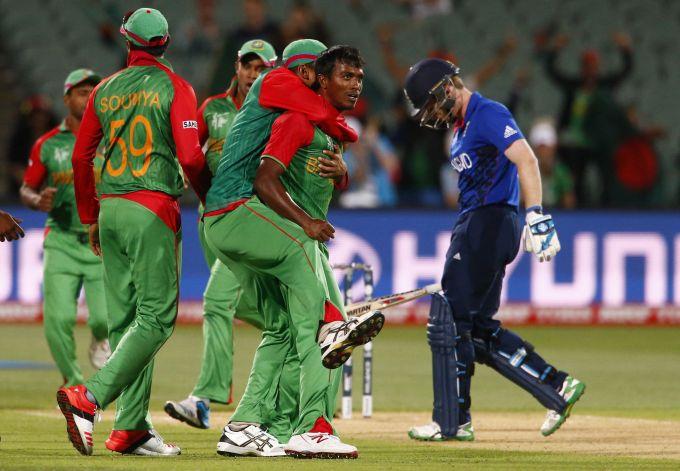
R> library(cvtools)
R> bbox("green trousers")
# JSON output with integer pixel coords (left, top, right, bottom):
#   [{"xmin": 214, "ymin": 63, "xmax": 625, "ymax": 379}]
[
  {"xmin": 43, "ymin": 228, "xmax": 107, "ymax": 387},
  {"xmin": 85, "ymin": 198, "xmax": 181, "ymax": 431},
  {"xmin": 264, "ymin": 253, "xmax": 343, "ymax": 441},
  {"xmin": 192, "ymin": 218, "xmax": 264, "ymax": 403},
  {"xmin": 204, "ymin": 196, "xmax": 342, "ymax": 437}
]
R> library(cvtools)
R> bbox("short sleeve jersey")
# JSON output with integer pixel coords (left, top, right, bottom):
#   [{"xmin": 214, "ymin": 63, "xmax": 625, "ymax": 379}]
[
  {"xmin": 262, "ymin": 112, "xmax": 341, "ymax": 221},
  {"xmin": 449, "ymin": 92, "xmax": 524, "ymax": 214},
  {"xmin": 23, "ymin": 121, "xmax": 104, "ymax": 233}
]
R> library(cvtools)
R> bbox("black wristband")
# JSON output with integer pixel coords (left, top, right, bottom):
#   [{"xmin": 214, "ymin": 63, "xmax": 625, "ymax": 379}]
[{"xmin": 526, "ymin": 205, "xmax": 543, "ymax": 214}]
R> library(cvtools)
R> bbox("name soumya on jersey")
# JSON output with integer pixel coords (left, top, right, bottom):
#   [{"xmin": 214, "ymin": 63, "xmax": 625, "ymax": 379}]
[
  {"xmin": 449, "ymin": 92, "xmax": 524, "ymax": 214},
  {"xmin": 71, "ymin": 50, "xmax": 211, "ymax": 225}
]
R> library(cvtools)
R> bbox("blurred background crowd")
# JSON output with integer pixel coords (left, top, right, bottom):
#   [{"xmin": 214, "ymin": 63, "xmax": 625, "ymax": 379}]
[{"xmin": 0, "ymin": 0, "xmax": 677, "ymax": 210}]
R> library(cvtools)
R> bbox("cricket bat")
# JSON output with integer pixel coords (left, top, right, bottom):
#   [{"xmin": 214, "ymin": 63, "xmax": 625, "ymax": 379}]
[{"xmin": 344, "ymin": 283, "xmax": 441, "ymax": 317}]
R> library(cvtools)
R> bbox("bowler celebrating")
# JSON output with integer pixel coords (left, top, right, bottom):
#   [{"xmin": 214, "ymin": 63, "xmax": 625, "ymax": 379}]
[{"xmin": 404, "ymin": 59, "xmax": 584, "ymax": 441}]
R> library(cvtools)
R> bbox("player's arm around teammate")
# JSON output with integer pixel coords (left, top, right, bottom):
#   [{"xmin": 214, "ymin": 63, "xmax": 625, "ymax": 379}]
[
  {"xmin": 58, "ymin": 8, "xmax": 210, "ymax": 457},
  {"xmin": 205, "ymin": 44, "xmax": 382, "ymax": 459},
  {"xmin": 20, "ymin": 69, "xmax": 110, "ymax": 388},
  {"xmin": 250, "ymin": 46, "xmax": 383, "ymax": 458}
]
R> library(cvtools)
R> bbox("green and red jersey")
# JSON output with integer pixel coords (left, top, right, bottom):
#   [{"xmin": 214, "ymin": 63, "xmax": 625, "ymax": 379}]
[
  {"xmin": 197, "ymin": 77, "xmax": 242, "ymax": 175},
  {"xmin": 72, "ymin": 50, "xmax": 210, "ymax": 226},
  {"xmin": 204, "ymin": 67, "xmax": 357, "ymax": 216},
  {"xmin": 262, "ymin": 112, "xmax": 342, "ymax": 221},
  {"xmin": 24, "ymin": 120, "xmax": 104, "ymax": 233}
]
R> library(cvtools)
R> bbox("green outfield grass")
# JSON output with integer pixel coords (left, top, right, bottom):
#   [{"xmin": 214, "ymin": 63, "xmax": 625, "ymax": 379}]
[{"xmin": 1, "ymin": 324, "xmax": 679, "ymax": 469}]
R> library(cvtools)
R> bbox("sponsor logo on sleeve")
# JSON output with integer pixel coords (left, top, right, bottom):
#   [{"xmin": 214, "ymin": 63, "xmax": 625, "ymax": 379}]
[
  {"xmin": 182, "ymin": 120, "xmax": 198, "ymax": 129},
  {"xmin": 503, "ymin": 125, "xmax": 518, "ymax": 139}
]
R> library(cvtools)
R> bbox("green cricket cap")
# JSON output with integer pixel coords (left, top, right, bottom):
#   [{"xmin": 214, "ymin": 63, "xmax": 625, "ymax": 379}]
[
  {"xmin": 120, "ymin": 8, "xmax": 169, "ymax": 47},
  {"xmin": 238, "ymin": 39, "xmax": 277, "ymax": 67},
  {"xmin": 63, "ymin": 68, "xmax": 101, "ymax": 96},
  {"xmin": 282, "ymin": 39, "xmax": 327, "ymax": 69}
]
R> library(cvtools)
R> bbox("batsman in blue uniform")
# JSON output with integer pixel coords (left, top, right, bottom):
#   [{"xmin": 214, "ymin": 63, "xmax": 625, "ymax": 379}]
[{"xmin": 404, "ymin": 59, "xmax": 585, "ymax": 441}]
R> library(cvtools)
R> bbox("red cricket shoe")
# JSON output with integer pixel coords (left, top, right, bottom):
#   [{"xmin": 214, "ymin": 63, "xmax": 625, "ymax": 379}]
[
  {"xmin": 56, "ymin": 385, "xmax": 98, "ymax": 455},
  {"xmin": 106, "ymin": 429, "xmax": 181, "ymax": 456}
]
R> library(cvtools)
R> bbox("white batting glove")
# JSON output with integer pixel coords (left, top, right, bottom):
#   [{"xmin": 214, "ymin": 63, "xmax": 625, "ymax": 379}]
[{"xmin": 523, "ymin": 208, "xmax": 561, "ymax": 262}]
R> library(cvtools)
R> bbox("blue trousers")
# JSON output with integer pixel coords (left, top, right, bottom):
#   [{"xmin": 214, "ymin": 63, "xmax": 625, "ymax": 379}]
[{"xmin": 441, "ymin": 204, "xmax": 565, "ymax": 423}]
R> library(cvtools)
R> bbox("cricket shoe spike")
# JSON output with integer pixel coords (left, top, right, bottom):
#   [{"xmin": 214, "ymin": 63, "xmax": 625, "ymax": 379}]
[
  {"xmin": 106, "ymin": 429, "xmax": 181, "ymax": 456},
  {"xmin": 408, "ymin": 421, "xmax": 474, "ymax": 441},
  {"xmin": 89, "ymin": 337, "xmax": 111, "ymax": 370},
  {"xmin": 541, "ymin": 376, "xmax": 586, "ymax": 436},
  {"xmin": 56, "ymin": 385, "xmax": 99, "ymax": 455},
  {"xmin": 216, "ymin": 423, "xmax": 286, "ymax": 457},
  {"xmin": 285, "ymin": 433, "xmax": 358, "ymax": 459},
  {"xmin": 164, "ymin": 395, "xmax": 210, "ymax": 429},
  {"xmin": 318, "ymin": 310, "xmax": 385, "ymax": 369}
]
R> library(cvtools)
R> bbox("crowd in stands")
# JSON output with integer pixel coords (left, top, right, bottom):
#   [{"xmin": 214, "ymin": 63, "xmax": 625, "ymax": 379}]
[{"xmin": 3, "ymin": 0, "xmax": 673, "ymax": 210}]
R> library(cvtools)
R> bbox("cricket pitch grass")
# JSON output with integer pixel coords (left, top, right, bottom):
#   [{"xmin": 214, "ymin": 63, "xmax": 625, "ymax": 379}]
[{"xmin": 1, "ymin": 323, "xmax": 679, "ymax": 469}]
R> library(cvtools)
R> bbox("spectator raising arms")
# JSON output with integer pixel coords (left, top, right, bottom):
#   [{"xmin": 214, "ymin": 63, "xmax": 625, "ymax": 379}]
[{"xmin": 541, "ymin": 32, "xmax": 633, "ymax": 206}]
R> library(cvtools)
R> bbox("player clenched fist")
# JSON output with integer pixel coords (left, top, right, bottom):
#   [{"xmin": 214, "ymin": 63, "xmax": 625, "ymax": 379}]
[
  {"xmin": 33, "ymin": 187, "xmax": 58, "ymax": 212},
  {"xmin": 303, "ymin": 218, "xmax": 335, "ymax": 242}
]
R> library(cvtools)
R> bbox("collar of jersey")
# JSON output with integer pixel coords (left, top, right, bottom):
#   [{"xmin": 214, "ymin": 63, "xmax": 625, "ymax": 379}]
[
  {"xmin": 463, "ymin": 91, "xmax": 482, "ymax": 125},
  {"xmin": 127, "ymin": 50, "xmax": 174, "ymax": 73},
  {"xmin": 225, "ymin": 76, "xmax": 242, "ymax": 110},
  {"xmin": 58, "ymin": 118, "xmax": 80, "ymax": 135}
]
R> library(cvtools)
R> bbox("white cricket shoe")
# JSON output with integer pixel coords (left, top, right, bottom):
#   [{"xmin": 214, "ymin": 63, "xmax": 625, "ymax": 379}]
[
  {"xmin": 541, "ymin": 375, "xmax": 586, "ymax": 436},
  {"xmin": 106, "ymin": 429, "xmax": 181, "ymax": 456},
  {"xmin": 284, "ymin": 433, "xmax": 358, "ymax": 459},
  {"xmin": 318, "ymin": 310, "xmax": 385, "ymax": 369},
  {"xmin": 89, "ymin": 337, "xmax": 111, "ymax": 369},
  {"xmin": 216, "ymin": 423, "xmax": 286, "ymax": 457},
  {"xmin": 164, "ymin": 395, "xmax": 210, "ymax": 429},
  {"xmin": 408, "ymin": 421, "xmax": 474, "ymax": 441}
]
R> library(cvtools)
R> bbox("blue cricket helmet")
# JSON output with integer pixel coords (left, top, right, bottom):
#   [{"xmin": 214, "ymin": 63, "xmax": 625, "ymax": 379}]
[{"xmin": 403, "ymin": 58, "xmax": 460, "ymax": 127}]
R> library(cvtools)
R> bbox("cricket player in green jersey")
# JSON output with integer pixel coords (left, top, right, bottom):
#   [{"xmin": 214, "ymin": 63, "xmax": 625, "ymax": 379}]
[
  {"xmin": 206, "ymin": 44, "xmax": 383, "ymax": 459},
  {"xmin": 164, "ymin": 39, "xmax": 277, "ymax": 429},
  {"xmin": 20, "ymin": 69, "xmax": 109, "ymax": 388},
  {"xmin": 57, "ymin": 8, "xmax": 211, "ymax": 457}
]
